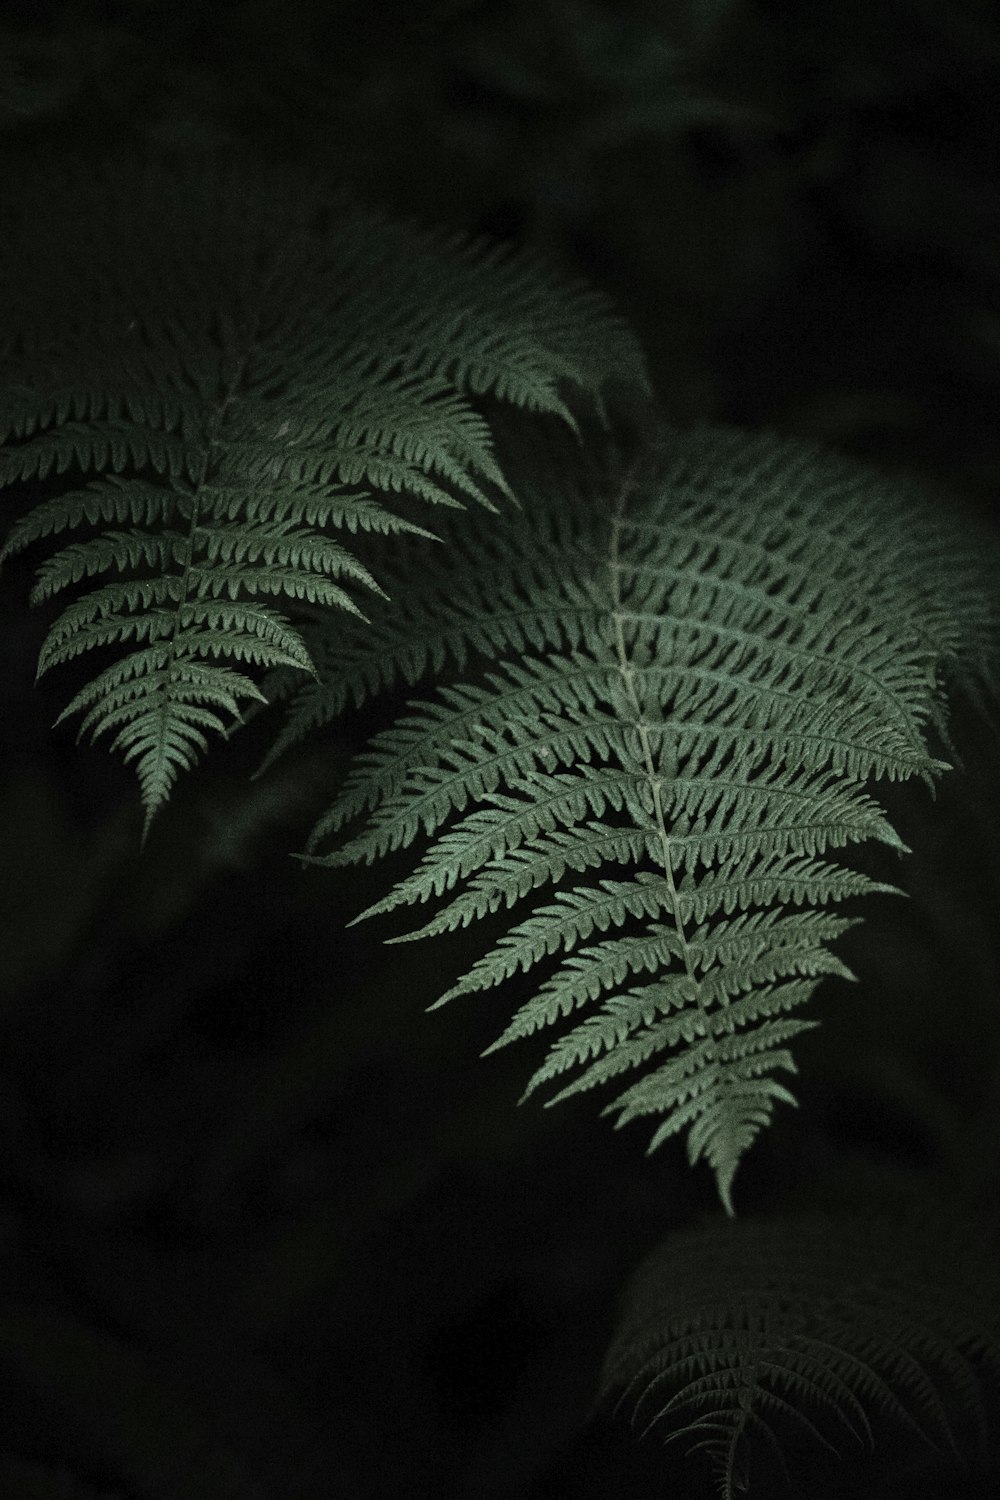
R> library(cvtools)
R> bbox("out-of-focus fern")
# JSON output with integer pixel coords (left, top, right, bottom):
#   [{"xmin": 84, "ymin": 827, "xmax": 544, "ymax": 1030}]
[
  {"xmin": 599, "ymin": 1205, "xmax": 1000, "ymax": 1497},
  {"xmin": 0, "ymin": 148, "xmax": 645, "ymax": 840},
  {"xmin": 292, "ymin": 425, "xmax": 998, "ymax": 1211}
]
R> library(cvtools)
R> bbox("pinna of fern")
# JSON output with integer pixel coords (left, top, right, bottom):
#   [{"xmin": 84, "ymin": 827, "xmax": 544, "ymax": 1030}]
[
  {"xmin": 289, "ymin": 425, "xmax": 999, "ymax": 1213},
  {"xmin": 599, "ymin": 1204, "xmax": 1000, "ymax": 1497},
  {"xmin": 0, "ymin": 147, "xmax": 647, "ymax": 841}
]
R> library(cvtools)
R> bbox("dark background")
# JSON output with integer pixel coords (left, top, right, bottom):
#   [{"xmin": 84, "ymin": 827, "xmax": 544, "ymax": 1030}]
[{"xmin": 1, "ymin": 2, "xmax": 999, "ymax": 1495}]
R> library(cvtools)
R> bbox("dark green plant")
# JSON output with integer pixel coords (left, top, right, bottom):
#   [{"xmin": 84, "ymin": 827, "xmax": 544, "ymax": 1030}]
[
  {"xmin": 600, "ymin": 1205, "xmax": 1000, "ymax": 1498},
  {"xmin": 2, "ymin": 144, "xmax": 999, "ymax": 1497},
  {"xmin": 285, "ymin": 424, "xmax": 997, "ymax": 1215},
  {"xmin": 0, "ymin": 149, "xmax": 643, "ymax": 840}
]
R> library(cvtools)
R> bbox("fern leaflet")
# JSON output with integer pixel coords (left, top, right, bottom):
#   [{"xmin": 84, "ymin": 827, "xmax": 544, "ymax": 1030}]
[
  {"xmin": 0, "ymin": 148, "xmax": 646, "ymax": 839},
  {"xmin": 296, "ymin": 425, "xmax": 998, "ymax": 1211},
  {"xmin": 599, "ymin": 1206, "xmax": 1000, "ymax": 1497}
]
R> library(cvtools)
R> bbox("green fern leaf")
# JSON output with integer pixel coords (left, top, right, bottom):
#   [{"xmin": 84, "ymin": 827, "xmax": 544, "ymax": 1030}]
[
  {"xmin": 599, "ymin": 1207, "xmax": 1000, "ymax": 1498},
  {"xmin": 302, "ymin": 425, "xmax": 998, "ymax": 1210},
  {"xmin": 0, "ymin": 149, "xmax": 646, "ymax": 840}
]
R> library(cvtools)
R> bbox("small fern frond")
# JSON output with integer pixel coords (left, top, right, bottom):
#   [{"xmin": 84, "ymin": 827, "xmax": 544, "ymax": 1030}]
[
  {"xmin": 0, "ymin": 149, "xmax": 646, "ymax": 838},
  {"xmin": 599, "ymin": 1207, "xmax": 1000, "ymax": 1497},
  {"xmin": 305, "ymin": 425, "xmax": 998, "ymax": 1209}
]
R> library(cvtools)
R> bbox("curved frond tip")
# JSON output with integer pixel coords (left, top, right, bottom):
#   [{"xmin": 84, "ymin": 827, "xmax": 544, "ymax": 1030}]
[
  {"xmin": 0, "ymin": 149, "xmax": 648, "ymax": 835},
  {"xmin": 600, "ymin": 1207, "xmax": 1000, "ymax": 1497},
  {"xmin": 303, "ymin": 425, "xmax": 998, "ymax": 1207}
]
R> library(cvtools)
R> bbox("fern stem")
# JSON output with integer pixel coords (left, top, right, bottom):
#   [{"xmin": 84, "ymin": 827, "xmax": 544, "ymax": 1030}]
[
  {"xmin": 607, "ymin": 464, "xmax": 700, "ymax": 999},
  {"xmin": 139, "ymin": 326, "xmax": 258, "ymax": 844}
]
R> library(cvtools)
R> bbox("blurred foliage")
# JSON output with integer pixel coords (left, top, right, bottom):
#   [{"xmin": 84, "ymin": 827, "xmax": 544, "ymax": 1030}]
[{"xmin": 1, "ymin": 0, "xmax": 999, "ymax": 1494}]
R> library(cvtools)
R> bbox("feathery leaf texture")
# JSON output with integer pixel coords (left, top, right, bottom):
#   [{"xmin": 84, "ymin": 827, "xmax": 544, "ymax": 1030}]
[
  {"xmin": 599, "ymin": 1207, "xmax": 1000, "ymax": 1497},
  {"xmin": 0, "ymin": 149, "xmax": 646, "ymax": 840},
  {"xmin": 300, "ymin": 425, "xmax": 999, "ymax": 1210}
]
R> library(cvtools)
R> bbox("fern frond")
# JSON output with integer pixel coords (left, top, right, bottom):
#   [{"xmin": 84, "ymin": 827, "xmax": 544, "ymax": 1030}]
[
  {"xmin": 256, "ymin": 455, "xmax": 607, "ymax": 773},
  {"xmin": 600, "ymin": 1207, "xmax": 1000, "ymax": 1498},
  {"xmin": 306, "ymin": 425, "xmax": 998, "ymax": 1209},
  {"xmin": 0, "ymin": 149, "xmax": 646, "ymax": 839}
]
